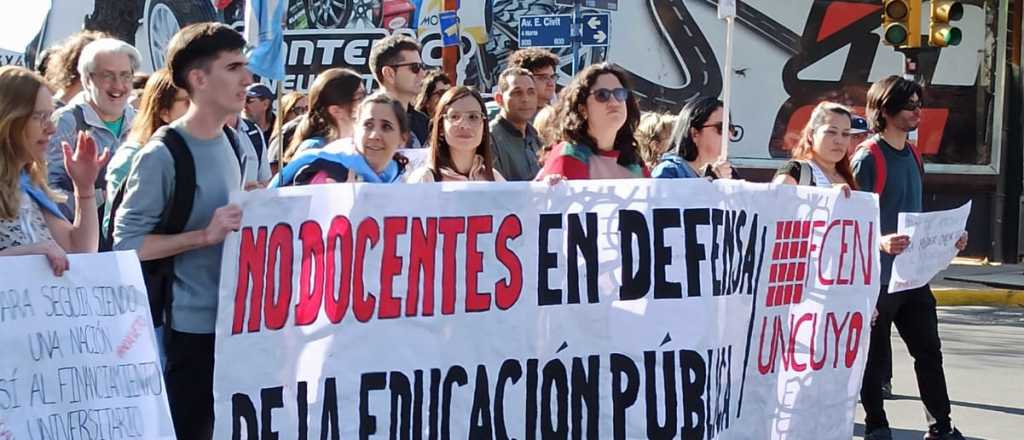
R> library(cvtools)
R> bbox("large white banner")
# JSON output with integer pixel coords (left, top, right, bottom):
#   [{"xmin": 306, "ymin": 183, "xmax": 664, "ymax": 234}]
[
  {"xmin": 0, "ymin": 251, "xmax": 174, "ymax": 440},
  {"xmin": 215, "ymin": 180, "xmax": 879, "ymax": 439}
]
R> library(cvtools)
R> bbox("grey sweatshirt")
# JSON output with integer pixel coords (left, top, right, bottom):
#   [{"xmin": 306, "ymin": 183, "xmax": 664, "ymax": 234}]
[{"xmin": 113, "ymin": 119, "xmax": 242, "ymax": 334}]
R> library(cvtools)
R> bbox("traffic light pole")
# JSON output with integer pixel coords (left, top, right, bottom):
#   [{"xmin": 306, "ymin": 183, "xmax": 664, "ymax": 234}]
[{"xmin": 900, "ymin": 47, "xmax": 921, "ymax": 80}]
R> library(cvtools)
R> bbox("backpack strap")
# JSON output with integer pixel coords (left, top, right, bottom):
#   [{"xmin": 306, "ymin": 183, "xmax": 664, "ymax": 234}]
[
  {"xmin": 796, "ymin": 160, "xmax": 813, "ymax": 186},
  {"xmin": 71, "ymin": 106, "xmax": 89, "ymax": 134},
  {"xmin": 222, "ymin": 125, "xmax": 246, "ymax": 184},
  {"xmin": 241, "ymin": 119, "xmax": 266, "ymax": 163},
  {"xmin": 157, "ymin": 127, "xmax": 197, "ymax": 235},
  {"xmin": 861, "ymin": 137, "xmax": 887, "ymax": 194}
]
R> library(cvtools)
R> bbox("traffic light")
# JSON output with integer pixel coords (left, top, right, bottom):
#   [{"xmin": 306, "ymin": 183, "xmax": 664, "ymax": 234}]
[
  {"xmin": 929, "ymin": 1, "xmax": 963, "ymax": 47},
  {"xmin": 881, "ymin": 0, "xmax": 922, "ymax": 48}
]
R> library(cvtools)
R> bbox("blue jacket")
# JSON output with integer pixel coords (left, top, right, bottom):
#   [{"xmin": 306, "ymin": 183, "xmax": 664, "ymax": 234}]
[{"xmin": 651, "ymin": 154, "xmax": 702, "ymax": 179}]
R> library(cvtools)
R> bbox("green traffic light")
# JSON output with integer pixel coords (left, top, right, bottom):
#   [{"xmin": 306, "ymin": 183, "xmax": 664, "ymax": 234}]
[
  {"xmin": 946, "ymin": 27, "xmax": 962, "ymax": 45},
  {"xmin": 885, "ymin": 24, "xmax": 908, "ymax": 45}
]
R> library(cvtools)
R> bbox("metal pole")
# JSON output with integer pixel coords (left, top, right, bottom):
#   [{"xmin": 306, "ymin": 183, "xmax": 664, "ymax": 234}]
[
  {"xmin": 442, "ymin": 0, "xmax": 459, "ymax": 84},
  {"xmin": 719, "ymin": 15, "xmax": 735, "ymax": 161},
  {"xmin": 572, "ymin": 0, "xmax": 581, "ymax": 76}
]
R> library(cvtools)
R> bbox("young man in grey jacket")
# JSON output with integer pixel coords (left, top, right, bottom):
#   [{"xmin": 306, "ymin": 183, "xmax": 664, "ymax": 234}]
[{"xmin": 112, "ymin": 23, "xmax": 251, "ymax": 439}]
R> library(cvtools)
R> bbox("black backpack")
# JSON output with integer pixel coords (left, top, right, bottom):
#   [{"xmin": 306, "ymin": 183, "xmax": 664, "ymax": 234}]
[{"xmin": 104, "ymin": 125, "xmax": 243, "ymax": 327}]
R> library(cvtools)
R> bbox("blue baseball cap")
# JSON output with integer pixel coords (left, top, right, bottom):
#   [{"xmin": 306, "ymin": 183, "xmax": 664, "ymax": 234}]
[{"xmin": 851, "ymin": 114, "xmax": 869, "ymax": 134}]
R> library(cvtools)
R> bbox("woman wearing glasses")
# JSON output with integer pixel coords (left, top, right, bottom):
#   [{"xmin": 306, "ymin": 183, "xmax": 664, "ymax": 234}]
[
  {"xmin": 535, "ymin": 63, "xmax": 646, "ymax": 181},
  {"xmin": 772, "ymin": 101, "xmax": 856, "ymax": 195},
  {"xmin": 280, "ymin": 68, "xmax": 365, "ymax": 165},
  {"xmin": 652, "ymin": 96, "xmax": 740, "ymax": 179},
  {"xmin": 0, "ymin": 66, "xmax": 109, "ymax": 276},
  {"xmin": 407, "ymin": 87, "xmax": 503, "ymax": 182},
  {"xmin": 270, "ymin": 92, "xmax": 409, "ymax": 187}
]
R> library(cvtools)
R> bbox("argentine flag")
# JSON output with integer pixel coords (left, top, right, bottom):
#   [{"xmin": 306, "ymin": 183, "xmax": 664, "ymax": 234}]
[{"xmin": 244, "ymin": 0, "xmax": 287, "ymax": 80}]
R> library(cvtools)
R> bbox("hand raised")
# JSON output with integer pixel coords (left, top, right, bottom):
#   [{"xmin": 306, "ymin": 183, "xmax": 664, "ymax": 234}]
[{"xmin": 62, "ymin": 131, "xmax": 111, "ymax": 191}]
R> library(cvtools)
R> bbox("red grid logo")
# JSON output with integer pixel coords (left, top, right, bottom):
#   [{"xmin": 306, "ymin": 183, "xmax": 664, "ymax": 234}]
[{"xmin": 766, "ymin": 220, "xmax": 813, "ymax": 307}]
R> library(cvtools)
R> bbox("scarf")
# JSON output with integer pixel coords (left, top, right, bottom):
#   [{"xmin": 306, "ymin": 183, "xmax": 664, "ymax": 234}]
[
  {"xmin": 19, "ymin": 171, "xmax": 66, "ymax": 221},
  {"xmin": 270, "ymin": 138, "xmax": 402, "ymax": 187}
]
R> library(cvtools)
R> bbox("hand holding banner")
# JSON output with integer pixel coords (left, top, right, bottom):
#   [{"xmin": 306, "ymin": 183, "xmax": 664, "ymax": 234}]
[{"xmin": 889, "ymin": 201, "xmax": 972, "ymax": 293}]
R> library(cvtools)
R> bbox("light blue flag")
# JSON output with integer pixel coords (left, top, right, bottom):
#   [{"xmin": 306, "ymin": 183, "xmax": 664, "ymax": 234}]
[{"xmin": 244, "ymin": 0, "xmax": 286, "ymax": 80}]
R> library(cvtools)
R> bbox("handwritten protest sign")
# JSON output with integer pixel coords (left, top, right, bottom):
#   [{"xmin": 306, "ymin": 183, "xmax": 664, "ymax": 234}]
[
  {"xmin": 0, "ymin": 251, "xmax": 174, "ymax": 440},
  {"xmin": 889, "ymin": 201, "xmax": 972, "ymax": 293},
  {"xmin": 214, "ymin": 180, "xmax": 879, "ymax": 438},
  {"xmin": 397, "ymin": 148, "xmax": 430, "ymax": 182}
]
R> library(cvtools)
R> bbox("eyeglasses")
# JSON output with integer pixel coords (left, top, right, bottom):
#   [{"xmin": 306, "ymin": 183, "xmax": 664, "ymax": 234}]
[
  {"xmin": 90, "ymin": 71, "xmax": 134, "ymax": 85},
  {"xmin": 589, "ymin": 87, "xmax": 629, "ymax": 103},
  {"xmin": 28, "ymin": 110, "xmax": 54, "ymax": 128},
  {"xmin": 431, "ymin": 87, "xmax": 451, "ymax": 99},
  {"xmin": 701, "ymin": 122, "xmax": 744, "ymax": 141},
  {"xmin": 533, "ymin": 73, "xmax": 556, "ymax": 83},
  {"xmin": 290, "ymin": 105, "xmax": 308, "ymax": 115},
  {"xmin": 388, "ymin": 62, "xmax": 427, "ymax": 74},
  {"xmin": 901, "ymin": 100, "xmax": 923, "ymax": 111},
  {"xmin": 443, "ymin": 111, "xmax": 485, "ymax": 125}
]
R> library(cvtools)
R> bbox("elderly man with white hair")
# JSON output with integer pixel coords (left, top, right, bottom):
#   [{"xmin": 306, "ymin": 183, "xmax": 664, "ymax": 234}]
[{"xmin": 46, "ymin": 37, "xmax": 140, "ymax": 224}]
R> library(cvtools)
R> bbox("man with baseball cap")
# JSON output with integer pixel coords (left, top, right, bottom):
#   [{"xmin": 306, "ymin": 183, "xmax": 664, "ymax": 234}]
[{"xmin": 244, "ymin": 83, "xmax": 275, "ymax": 143}]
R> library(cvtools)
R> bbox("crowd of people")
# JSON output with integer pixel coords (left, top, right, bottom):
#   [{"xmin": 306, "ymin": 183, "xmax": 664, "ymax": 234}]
[{"xmin": 0, "ymin": 22, "xmax": 969, "ymax": 440}]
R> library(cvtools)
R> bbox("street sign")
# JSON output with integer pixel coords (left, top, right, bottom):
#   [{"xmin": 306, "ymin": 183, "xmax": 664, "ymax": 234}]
[
  {"xmin": 438, "ymin": 11, "xmax": 459, "ymax": 47},
  {"xmin": 555, "ymin": 0, "xmax": 619, "ymax": 11},
  {"xmin": 580, "ymin": 13, "xmax": 610, "ymax": 47},
  {"xmin": 518, "ymin": 14, "xmax": 573, "ymax": 48}
]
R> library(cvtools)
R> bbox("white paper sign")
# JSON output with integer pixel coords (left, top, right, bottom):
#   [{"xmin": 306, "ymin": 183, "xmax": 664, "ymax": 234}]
[
  {"xmin": 398, "ymin": 148, "xmax": 430, "ymax": 182},
  {"xmin": 889, "ymin": 201, "xmax": 972, "ymax": 293},
  {"xmin": 214, "ymin": 180, "xmax": 879, "ymax": 439},
  {"xmin": 0, "ymin": 251, "xmax": 175, "ymax": 439}
]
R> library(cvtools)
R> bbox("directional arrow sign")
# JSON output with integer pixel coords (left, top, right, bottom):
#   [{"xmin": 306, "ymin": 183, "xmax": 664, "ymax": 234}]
[
  {"xmin": 518, "ymin": 14, "xmax": 573, "ymax": 48},
  {"xmin": 555, "ymin": 0, "xmax": 618, "ymax": 11},
  {"xmin": 580, "ymin": 13, "xmax": 610, "ymax": 47}
]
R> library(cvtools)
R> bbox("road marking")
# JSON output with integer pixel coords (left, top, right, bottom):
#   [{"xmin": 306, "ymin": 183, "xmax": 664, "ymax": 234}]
[
  {"xmin": 695, "ymin": 48, "xmax": 707, "ymax": 64},
  {"xmin": 673, "ymin": 6, "xmax": 684, "ymax": 22}
]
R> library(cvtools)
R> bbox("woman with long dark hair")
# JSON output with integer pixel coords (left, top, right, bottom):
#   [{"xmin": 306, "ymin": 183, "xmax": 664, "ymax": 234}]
[
  {"xmin": 0, "ymin": 66, "xmax": 108, "ymax": 275},
  {"xmin": 534, "ymin": 62, "xmax": 646, "ymax": 180},
  {"xmin": 270, "ymin": 93, "xmax": 410, "ymax": 186},
  {"xmin": 652, "ymin": 96, "xmax": 740, "ymax": 179},
  {"xmin": 772, "ymin": 101, "xmax": 857, "ymax": 194},
  {"xmin": 408, "ymin": 87, "xmax": 503, "ymax": 182},
  {"xmin": 281, "ymin": 68, "xmax": 365, "ymax": 164}
]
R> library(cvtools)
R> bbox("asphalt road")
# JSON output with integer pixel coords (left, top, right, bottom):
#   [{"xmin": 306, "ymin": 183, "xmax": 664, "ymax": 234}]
[{"xmin": 852, "ymin": 306, "xmax": 1024, "ymax": 440}]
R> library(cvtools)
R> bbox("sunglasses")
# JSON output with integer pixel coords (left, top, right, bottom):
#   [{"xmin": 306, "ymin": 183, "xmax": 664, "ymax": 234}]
[
  {"xmin": 700, "ymin": 122, "xmax": 744, "ymax": 141},
  {"xmin": 388, "ymin": 62, "xmax": 428, "ymax": 74},
  {"xmin": 291, "ymin": 105, "xmax": 308, "ymax": 114},
  {"xmin": 901, "ymin": 101, "xmax": 923, "ymax": 111},
  {"xmin": 590, "ymin": 87, "xmax": 629, "ymax": 103}
]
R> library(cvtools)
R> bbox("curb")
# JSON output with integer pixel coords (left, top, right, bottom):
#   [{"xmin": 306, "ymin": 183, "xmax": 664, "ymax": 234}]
[{"xmin": 932, "ymin": 287, "xmax": 1024, "ymax": 307}]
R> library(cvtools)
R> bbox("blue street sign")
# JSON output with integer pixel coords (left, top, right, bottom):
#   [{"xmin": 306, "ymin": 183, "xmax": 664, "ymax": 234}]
[
  {"xmin": 555, "ymin": 0, "xmax": 618, "ymax": 11},
  {"xmin": 518, "ymin": 14, "xmax": 573, "ymax": 48},
  {"xmin": 580, "ymin": 13, "xmax": 610, "ymax": 47},
  {"xmin": 439, "ymin": 11, "xmax": 459, "ymax": 47}
]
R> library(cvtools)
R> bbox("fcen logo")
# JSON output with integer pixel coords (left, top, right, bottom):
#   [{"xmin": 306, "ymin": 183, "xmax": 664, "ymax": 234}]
[{"xmin": 765, "ymin": 219, "xmax": 875, "ymax": 307}]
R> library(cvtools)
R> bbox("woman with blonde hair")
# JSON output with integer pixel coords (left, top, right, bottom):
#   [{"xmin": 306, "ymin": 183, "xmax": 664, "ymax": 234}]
[
  {"xmin": 635, "ymin": 111, "xmax": 676, "ymax": 170},
  {"xmin": 281, "ymin": 68, "xmax": 365, "ymax": 164},
  {"xmin": 772, "ymin": 101, "xmax": 857, "ymax": 194},
  {"xmin": 408, "ymin": 86, "xmax": 503, "ymax": 182},
  {"xmin": 0, "ymin": 66, "xmax": 109, "ymax": 275},
  {"xmin": 102, "ymin": 68, "xmax": 188, "ymax": 239}
]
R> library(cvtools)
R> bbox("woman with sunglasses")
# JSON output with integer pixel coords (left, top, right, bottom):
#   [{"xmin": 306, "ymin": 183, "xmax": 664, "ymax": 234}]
[
  {"xmin": 0, "ymin": 66, "xmax": 109, "ymax": 276},
  {"xmin": 535, "ymin": 63, "xmax": 646, "ymax": 181},
  {"xmin": 414, "ymin": 70, "xmax": 452, "ymax": 121},
  {"xmin": 772, "ymin": 101, "xmax": 856, "ymax": 195},
  {"xmin": 408, "ymin": 87, "xmax": 504, "ymax": 182},
  {"xmin": 281, "ymin": 68, "xmax": 365, "ymax": 165},
  {"xmin": 652, "ymin": 96, "xmax": 740, "ymax": 179},
  {"xmin": 270, "ymin": 92, "xmax": 409, "ymax": 187}
]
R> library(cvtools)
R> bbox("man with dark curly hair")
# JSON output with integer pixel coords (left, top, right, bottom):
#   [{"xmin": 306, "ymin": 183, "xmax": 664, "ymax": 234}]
[{"xmin": 507, "ymin": 47, "xmax": 560, "ymax": 111}]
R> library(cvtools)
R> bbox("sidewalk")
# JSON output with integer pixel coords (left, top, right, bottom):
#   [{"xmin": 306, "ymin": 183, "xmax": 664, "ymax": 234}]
[{"xmin": 931, "ymin": 258, "xmax": 1024, "ymax": 307}]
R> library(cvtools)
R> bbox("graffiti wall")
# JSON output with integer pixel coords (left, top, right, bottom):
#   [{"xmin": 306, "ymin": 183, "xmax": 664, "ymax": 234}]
[
  {"xmin": 277, "ymin": 0, "xmax": 996, "ymax": 169},
  {"xmin": 43, "ymin": 0, "xmax": 997, "ymax": 170}
]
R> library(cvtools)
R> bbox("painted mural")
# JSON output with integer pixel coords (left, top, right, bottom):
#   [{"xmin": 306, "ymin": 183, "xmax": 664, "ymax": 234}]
[{"xmin": 43, "ymin": 0, "xmax": 997, "ymax": 168}]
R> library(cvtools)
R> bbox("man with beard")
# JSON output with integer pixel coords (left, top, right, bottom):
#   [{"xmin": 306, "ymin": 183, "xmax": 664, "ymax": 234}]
[{"xmin": 853, "ymin": 75, "xmax": 968, "ymax": 440}]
